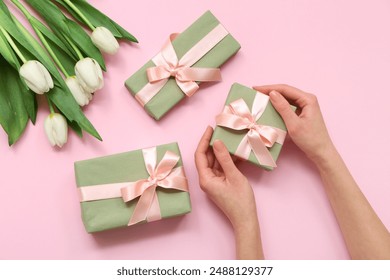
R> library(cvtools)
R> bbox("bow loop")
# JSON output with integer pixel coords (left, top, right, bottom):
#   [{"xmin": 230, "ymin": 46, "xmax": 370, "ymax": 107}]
[
  {"xmin": 229, "ymin": 99, "xmax": 254, "ymax": 122},
  {"xmin": 135, "ymin": 24, "xmax": 229, "ymax": 106},
  {"xmin": 255, "ymin": 125, "xmax": 279, "ymax": 148},
  {"xmin": 77, "ymin": 147, "xmax": 189, "ymax": 227},
  {"xmin": 216, "ymin": 94, "xmax": 287, "ymax": 168},
  {"xmin": 119, "ymin": 147, "xmax": 187, "ymax": 226},
  {"xmin": 153, "ymin": 150, "xmax": 181, "ymax": 180}
]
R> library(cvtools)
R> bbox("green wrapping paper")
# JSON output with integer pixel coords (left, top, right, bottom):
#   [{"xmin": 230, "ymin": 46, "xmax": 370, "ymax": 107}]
[
  {"xmin": 74, "ymin": 142, "xmax": 191, "ymax": 233},
  {"xmin": 210, "ymin": 83, "xmax": 295, "ymax": 171},
  {"xmin": 125, "ymin": 10, "xmax": 241, "ymax": 120}
]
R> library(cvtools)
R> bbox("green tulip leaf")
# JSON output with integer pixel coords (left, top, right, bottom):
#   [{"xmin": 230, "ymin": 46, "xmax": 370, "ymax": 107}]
[
  {"xmin": 47, "ymin": 86, "xmax": 102, "ymax": 141},
  {"xmin": 7, "ymin": 11, "xmax": 102, "ymax": 140},
  {"xmin": 68, "ymin": 119, "xmax": 83, "ymax": 138},
  {"xmin": 0, "ymin": 29, "xmax": 20, "ymax": 70},
  {"xmin": 0, "ymin": 56, "xmax": 30, "ymax": 146},
  {"xmin": 0, "ymin": 1, "xmax": 101, "ymax": 143},
  {"xmin": 21, "ymin": 85, "xmax": 38, "ymax": 125},
  {"xmin": 25, "ymin": 0, "xmax": 106, "ymax": 71},
  {"xmin": 65, "ymin": 19, "xmax": 106, "ymax": 71},
  {"xmin": 7, "ymin": 12, "xmax": 65, "ymax": 83},
  {"xmin": 31, "ymin": 16, "xmax": 79, "ymax": 61},
  {"xmin": 0, "ymin": 0, "xmax": 12, "ymax": 16},
  {"xmin": 55, "ymin": 0, "xmax": 138, "ymax": 42},
  {"xmin": 29, "ymin": 18, "xmax": 77, "ymax": 76}
]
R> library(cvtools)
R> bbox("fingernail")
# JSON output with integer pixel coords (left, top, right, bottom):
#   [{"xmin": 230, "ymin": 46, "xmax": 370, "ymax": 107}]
[
  {"xmin": 269, "ymin": 90, "xmax": 281, "ymax": 100},
  {"xmin": 213, "ymin": 140, "xmax": 224, "ymax": 152}
]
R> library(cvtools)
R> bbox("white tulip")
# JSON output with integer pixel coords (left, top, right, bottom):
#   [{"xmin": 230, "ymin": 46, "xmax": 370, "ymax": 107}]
[
  {"xmin": 44, "ymin": 113, "xmax": 68, "ymax": 148},
  {"xmin": 75, "ymin": 58, "xmax": 104, "ymax": 93},
  {"xmin": 19, "ymin": 60, "xmax": 54, "ymax": 94},
  {"xmin": 91, "ymin": 26, "xmax": 119, "ymax": 55},
  {"xmin": 65, "ymin": 76, "xmax": 93, "ymax": 106}
]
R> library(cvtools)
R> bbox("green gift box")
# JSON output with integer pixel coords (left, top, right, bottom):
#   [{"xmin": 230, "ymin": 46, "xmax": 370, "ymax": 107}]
[
  {"xmin": 74, "ymin": 142, "xmax": 191, "ymax": 233},
  {"xmin": 211, "ymin": 83, "xmax": 295, "ymax": 171},
  {"xmin": 125, "ymin": 10, "xmax": 241, "ymax": 120}
]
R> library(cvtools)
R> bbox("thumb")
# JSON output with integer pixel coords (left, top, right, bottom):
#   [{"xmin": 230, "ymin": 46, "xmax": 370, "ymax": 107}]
[
  {"xmin": 269, "ymin": 90, "xmax": 299, "ymax": 129},
  {"xmin": 213, "ymin": 140, "xmax": 241, "ymax": 178}
]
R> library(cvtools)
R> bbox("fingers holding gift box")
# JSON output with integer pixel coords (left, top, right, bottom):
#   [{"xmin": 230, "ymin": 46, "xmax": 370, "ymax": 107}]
[
  {"xmin": 210, "ymin": 83, "xmax": 296, "ymax": 171},
  {"xmin": 74, "ymin": 142, "xmax": 191, "ymax": 233},
  {"xmin": 125, "ymin": 10, "xmax": 241, "ymax": 120}
]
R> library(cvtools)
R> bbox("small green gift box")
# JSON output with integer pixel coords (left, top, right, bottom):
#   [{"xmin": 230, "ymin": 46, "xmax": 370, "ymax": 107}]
[
  {"xmin": 211, "ymin": 83, "xmax": 295, "ymax": 171},
  {"xmin": 74, "ymin": 142, "xmax": 191, "ymax": 233},
  {"xmin": 125, "ymin": 10, "xmax": 241, "ymax": 120}
]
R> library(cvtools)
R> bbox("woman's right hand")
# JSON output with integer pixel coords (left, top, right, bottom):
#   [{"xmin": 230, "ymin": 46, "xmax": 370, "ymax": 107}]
[{"xmin": 253, "ymin": 84, "xmax": 335, "ymax": 165}]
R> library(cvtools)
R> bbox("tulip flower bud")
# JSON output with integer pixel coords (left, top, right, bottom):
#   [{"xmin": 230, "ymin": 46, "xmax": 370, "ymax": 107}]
[
  {"xmin": 19, "ymin": 60, "xmax": 54, "ymax": 94},
  {"xmin": 44, "ymin": 113, "xmax": 68, "ymax": 148},
  {"xmin": 75, "ymin": 58, "xmax": 104, "ymax": 93},
  {"xmin": 65, "ymin": 76, "xmax": 93, "ymax": 106},
  {"xmin": 91, "ymin": 26, "xmax": 119, "ymax": 55}
]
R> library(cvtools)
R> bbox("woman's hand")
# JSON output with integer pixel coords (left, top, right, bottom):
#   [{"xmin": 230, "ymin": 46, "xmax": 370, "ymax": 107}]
[
  {"xmin": 194, "ymin": 126, "xmax": 264, "ymax": 259},
  {"xmin": 254, "ymin": 84, "xmax": 335, "ymax": 165},
  {"xmin": 194, "ymin": 126, "xmax": 257, "ymax": 229}
]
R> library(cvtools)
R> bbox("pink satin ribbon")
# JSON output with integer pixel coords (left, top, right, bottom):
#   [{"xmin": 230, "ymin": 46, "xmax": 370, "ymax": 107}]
[
  {"xmin": 216, "ymin": 93, "xmax": 287, "ymax": 167},
  {"xmin": 135, "ymin": 24, "xmax": 229, "ymax": 106},
  {"xmin": 78, "ymin": 147, "xmax": 189, "ymax": 226}
]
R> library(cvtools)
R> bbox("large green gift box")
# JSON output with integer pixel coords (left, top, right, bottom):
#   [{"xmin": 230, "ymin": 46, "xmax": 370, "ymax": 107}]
[
  {"xmin": 211, "ymin": 83, "xmax": 294, "ymax": 171},
  {"xmin": 74, "ymin": 142, "xmax": 191, "ymax": 233},
  {"xmin": 125, "ymin": 10, "xmax": 241, "ymax": 120}
]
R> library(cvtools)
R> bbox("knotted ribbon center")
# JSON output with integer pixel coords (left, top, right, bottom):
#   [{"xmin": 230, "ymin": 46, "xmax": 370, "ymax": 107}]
[
  {"xmin": 216, "ymin": 93, "xmax": 287, "ymax": 168},
  {"xmin": 135, "ymin": 24, "xmax": 229, "ymax": 106}
]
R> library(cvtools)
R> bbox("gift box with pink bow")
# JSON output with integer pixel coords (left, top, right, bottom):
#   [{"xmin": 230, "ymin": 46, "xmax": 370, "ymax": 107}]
[
  {"xmin": 211, "ymin": 83, "xmax": 295, "ymax": 171},
  {"xmin": 74, "ymin": 142, "xmax": 191, "ymax": 233},
  {"xmin": 125, "ymin": 10, "xmax": 240, "ymax": 120}
]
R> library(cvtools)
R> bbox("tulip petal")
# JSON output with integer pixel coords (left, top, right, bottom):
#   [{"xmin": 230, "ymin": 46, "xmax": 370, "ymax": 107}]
[
  {"xmin": 52, "ymin": 114, "xmax": 68, "ymax": 147},
  {"xmin": 44, "ymin": 113, "xmax": 68, "ymax": 148},
  {"xmin": 65, "ymin": 76, "xmax": 91, "ymax": 106},
  {"xmin": 75, "ymin": 58, "xmax": 104, "ymax": 93},
  {"xmin": 19, "ymin": 60, "xmax": 54, "ymax": 94},
  {"xmin": 44, "ymin": 115, "xmax": 56, "ymax": 146},
  {"xmin": 91, "ymin": 26, "xmax": 119, "ymax": 55}
]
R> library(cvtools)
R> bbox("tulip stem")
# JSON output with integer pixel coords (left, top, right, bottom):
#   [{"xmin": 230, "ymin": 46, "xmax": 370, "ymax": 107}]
[
  {"xmin": 11, "ymin": 0, "xmax": 70, "ymax": 77},
  {"xmin": 37, "ymin": 29, "xmax": 70, "ymax": 77},
  {"xmin": 46, "ymin": 95, "xmax": 56, "ymax": 114},
  {"xmin": 63, "ymin": 0, "xmax": 95, "ymax": 31},
  {"xmin": 0, "ymin": 26, "xmax": 27, "ymax": 63},
  {"xmin": 64, "ymin": 35, "xmax": 84, "ymax": 60}
]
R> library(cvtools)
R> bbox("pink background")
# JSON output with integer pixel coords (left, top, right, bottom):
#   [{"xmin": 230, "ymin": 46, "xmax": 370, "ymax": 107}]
[{"xmin": 1, "ymin": 0, "xmax": 389, "ymax": 260}]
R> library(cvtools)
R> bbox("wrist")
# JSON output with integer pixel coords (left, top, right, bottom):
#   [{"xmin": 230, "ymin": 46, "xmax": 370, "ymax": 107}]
[
  {"xmin": 310, "ymin": 143, "xmax": 341, "ymax": 172},
  {"xmin": 233, "ymin": 213, "xmax": 264, "ymax": 260},
  {"xmin": 307, "ymin": 141, "xmax": 337, "ymax": 166},
  {"xmin": 232, "ymin": 212, "xmax": 260, "ymax": 234}
]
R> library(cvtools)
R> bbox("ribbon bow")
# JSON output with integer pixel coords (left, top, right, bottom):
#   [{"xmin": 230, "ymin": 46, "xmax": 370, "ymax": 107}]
[
  {"xmin": 135, "ymin": 24, "xmax": 229, "ymax": 106},
  {"xmin": 216, "ymin": 93, "xmax": 287, "ymax": 167},
  {"xmin": 78, "ymin": 147, "xmax": 188, "ymax": 226},
  {"xmin": 121, "ymin": 147, "xmax": 188, "ymax": 225}
]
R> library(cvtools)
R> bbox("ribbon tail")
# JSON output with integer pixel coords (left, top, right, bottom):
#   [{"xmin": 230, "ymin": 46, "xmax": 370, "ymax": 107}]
[
  {"xmin": 146, "ymin": 190, "xmax": 162, "ymax": 223},
  {"xmin": 235, "ymin": 135, "xmax": 252, "ymax": 160},
  {"xmin": 177, "ymin": 80, "xmax": 199, "ymax": 97},
  {"xmin": 147, "ymin": 66, "xmax": 171, "ymax": 82},
  {"xmin": 248, "ymin": 133, "xmax": 277, "ymax": 168},
  {"xmin": 128, "ymin": 186, "xmax": 156, "ymax": 226},
  {"xmin": 135, "ymin": 79, "xmax": 169, "ymax": 107}
]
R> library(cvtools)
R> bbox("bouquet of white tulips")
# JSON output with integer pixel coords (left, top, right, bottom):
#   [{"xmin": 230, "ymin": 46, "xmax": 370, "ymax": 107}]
[{"xmin": 0, "ymin": 0, "xmax": 137, "ymax": 147}]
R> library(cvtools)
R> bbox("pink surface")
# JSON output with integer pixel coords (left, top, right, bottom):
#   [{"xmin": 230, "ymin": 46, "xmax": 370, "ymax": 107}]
[{"xmin": 1, "ymin": 0, "xmax": 390, "ymax": 260}]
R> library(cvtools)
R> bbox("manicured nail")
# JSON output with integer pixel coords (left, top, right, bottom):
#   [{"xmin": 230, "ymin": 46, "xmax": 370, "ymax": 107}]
[
  {"xmin": 213, "ymin": 140, "xmax": 224, "ymax": 152},
  {"xmin": 269, "ymin": 90, "xmax": 279, "ymax": 98}
]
